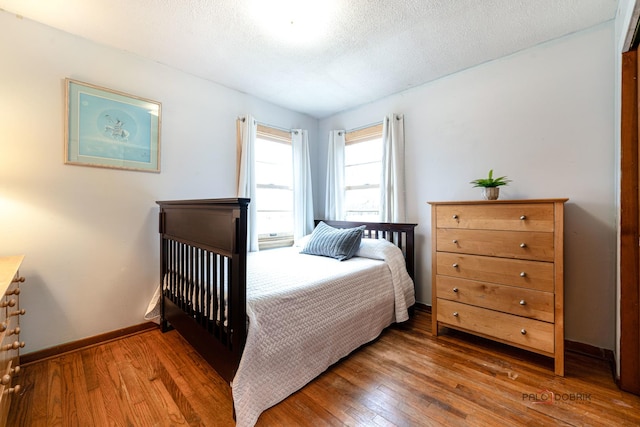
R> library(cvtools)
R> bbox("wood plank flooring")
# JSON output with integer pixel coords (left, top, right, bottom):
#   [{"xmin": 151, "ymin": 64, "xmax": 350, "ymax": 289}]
[{"xmin": 9, "ymin": 308, "xmax": 640, "ymax": 426}]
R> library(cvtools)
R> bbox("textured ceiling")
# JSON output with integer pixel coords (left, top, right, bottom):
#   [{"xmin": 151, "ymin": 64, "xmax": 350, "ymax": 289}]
[{"xmin": 0, "ymin": 0, "xmax": 618, "ymax": 118}]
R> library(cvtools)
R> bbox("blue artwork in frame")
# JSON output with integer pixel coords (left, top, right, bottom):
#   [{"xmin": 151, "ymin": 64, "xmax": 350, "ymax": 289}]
[{"xmin": 65, "ymin": 79, "xmax": 161, "ymax": 172}]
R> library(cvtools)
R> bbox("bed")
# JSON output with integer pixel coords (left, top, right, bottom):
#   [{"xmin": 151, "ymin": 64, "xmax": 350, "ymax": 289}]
[{"xmin": 156, "ymin": 198, "xmax": 417, "ymax": 426}]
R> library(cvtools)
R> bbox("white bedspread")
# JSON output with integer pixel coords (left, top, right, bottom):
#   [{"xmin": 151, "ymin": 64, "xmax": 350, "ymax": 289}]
[{"xmin": 232, "ymin": 241, "xmax": 414, "ymax": 427}]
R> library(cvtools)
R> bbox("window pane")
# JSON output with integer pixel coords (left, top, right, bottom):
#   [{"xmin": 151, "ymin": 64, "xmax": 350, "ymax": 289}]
[
  {"xmin": 255, "ymin": 138, "xmax": 291, "ymax": 163},
  {"xmin": 255, "ymin": 161, "xmax": 292, "ymax": 188},
  {"xmin": 345, "ymin": 162, "xmax": 381, "ymax": 187},
  {"xmin": 255, "ymin": 138, "xmax": 292, "ymax": 188},
  {"xmin": 344, "ymin": 135, "xmax": 382, "ymax": 223},
  {"xmin": 256, "ymin": 211, "xmax": 294, "ymax": 235},
  {"xmin": 345, "ymin": 138, "xmax": 382, "ymax": 165},
  {"xmin": 345, "ymin": 187, "xmax": 379, "ymax": 213},
  {"xmin": 345, "ymin": 211, "xmax": 379, "ymax": 222},
  {"xmin": 256, "ymin": 187, "xmax": 293, "ymax": 212},
  {"xmin": 254, "ymin": 134, "xmax": 293, "ymax": 239}
]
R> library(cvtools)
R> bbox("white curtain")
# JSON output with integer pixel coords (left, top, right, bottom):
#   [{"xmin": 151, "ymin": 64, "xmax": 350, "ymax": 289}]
[
  {"xmin": 237, "ymin": 114, "xmax": 259, "ymax": 252},
  {"xmin": 292, "ymin": 129, "xmax": 314, "ymax": 240},
  {"xmin": 380, "ymin": 114, "xmax": 406, "ymax": 222},
  {"xmin": 325, "ymin": 130, "xmax": 345, "ymax": 220}
]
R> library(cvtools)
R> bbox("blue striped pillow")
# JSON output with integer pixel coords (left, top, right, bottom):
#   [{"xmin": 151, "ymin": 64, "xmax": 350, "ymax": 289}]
[{"xmin": 301, "ymin": 222, "xmax": 366, "ymax": 261}]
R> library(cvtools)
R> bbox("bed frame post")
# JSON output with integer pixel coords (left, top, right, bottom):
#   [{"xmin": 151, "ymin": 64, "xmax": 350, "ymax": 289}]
[{"xmin": 230, "ymin": 199, "xmax": 249, "ymax": 362}]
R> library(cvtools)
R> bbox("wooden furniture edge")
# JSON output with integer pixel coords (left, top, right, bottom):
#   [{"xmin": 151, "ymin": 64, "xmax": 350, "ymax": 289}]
[
  {"xmin": 427, "ymin": 198, "xmax": 569, "ymax": 205},
  {"xmin": 0, "ymin": 255, "xmax": 25, "ymax": 295},
  {"xmin": 619, "ymin": 49, "xmax": 640, "ymax": 394},
  {"xmin": 430, "ymin": 204, "xmax": 438, "ymax": 336},
  {"xmin": 553, "ymin": 200, "xmax": 565, "ymax": 376},
  {"xmin": 20, "ymin": 322, "xmax": 158, "ymax": 366}
]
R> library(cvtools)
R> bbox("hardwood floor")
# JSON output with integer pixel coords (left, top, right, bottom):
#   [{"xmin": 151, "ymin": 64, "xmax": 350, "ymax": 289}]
[{"xmin": 9, "ymin": 308, "xmax": 640, "ymax": 426}]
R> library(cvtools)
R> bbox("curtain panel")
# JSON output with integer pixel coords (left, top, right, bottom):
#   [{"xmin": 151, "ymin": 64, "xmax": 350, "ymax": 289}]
[
  {"xmin": 292, "ymin": 129, "xmax": 314, "ymax": 240},
  {"xmin": 380, "ymin": 114, "xmax": 406, "ymax": 222},
  {"xmin": 236, "ymin": 115, "xmax": 259, "ymax": 252},
  {"xmin": 325, "ymin": 130, "xmax": 346, "ymax": 220}
]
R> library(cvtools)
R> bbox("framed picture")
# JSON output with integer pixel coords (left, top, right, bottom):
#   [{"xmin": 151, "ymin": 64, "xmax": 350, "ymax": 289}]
[{"xmin": 65, "ymin": 78, "xmax": 161, "ymax": 172}]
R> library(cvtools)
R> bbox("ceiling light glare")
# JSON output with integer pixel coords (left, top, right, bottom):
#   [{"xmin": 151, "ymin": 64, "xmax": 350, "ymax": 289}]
[{"xmin": 249, "ymin": 0, "xmax": 337, "ymax": 45}]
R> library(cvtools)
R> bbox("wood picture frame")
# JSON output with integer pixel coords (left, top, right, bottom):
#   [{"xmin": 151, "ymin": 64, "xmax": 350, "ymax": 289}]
[{"xmin": 64, "ymin": 78, "xmax": 161, "ymax": 172}]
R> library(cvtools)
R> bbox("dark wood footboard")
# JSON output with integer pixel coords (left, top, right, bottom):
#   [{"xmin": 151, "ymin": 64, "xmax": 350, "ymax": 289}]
[{"xmin": 157, "ymin": 198, "xmax": 249, "ymax": 383}]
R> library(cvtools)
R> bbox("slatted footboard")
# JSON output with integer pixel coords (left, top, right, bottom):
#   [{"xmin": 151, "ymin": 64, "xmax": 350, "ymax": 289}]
[{"xmin": 157, "ymin": 198, "xmax": 249, "ymax": 383}]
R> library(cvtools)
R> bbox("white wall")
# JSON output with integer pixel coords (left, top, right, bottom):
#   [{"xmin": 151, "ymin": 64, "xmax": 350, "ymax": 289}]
[
  {"xmin": 319, "ymin": 23, "xmax": 617, "ymax": 350},
  {"xmin": 0, "ymin": 12, "xmax": 317, "ymax": 353},
  {"xmin": 0, "ymin": 9, "xmax": 620, "ymax": 354}
]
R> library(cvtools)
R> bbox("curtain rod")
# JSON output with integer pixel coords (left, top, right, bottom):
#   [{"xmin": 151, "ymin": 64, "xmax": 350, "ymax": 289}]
[
  {"xmin": 346, "ymin": 115, "xmax": 403, "ymax": 133},
  {"xmin": 339, "ymin": 115, "xmax": 402, "ymax": 136},
  {"xmin": 346, "ymin": 120, "xmax": 383, "ymax": 133},
  {"xmin": 237, "ymin": 116, "xmax": 299, "ymax": 134},
  {"xmin": 258, "ymin": 122, "xmax": 300, "ymax": 134}
]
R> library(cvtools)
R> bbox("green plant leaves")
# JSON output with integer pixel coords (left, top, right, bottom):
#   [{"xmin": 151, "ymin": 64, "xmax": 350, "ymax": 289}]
[{"xmin": 470, "ymin": 169, "xmax": 511, "ymax": 187}]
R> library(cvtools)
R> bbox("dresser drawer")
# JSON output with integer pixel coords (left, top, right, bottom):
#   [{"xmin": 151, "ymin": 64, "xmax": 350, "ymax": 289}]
[
  {"xmin": 436, "ymin": 276, "xmax": 554, "ymax": 322},
  {"xmin": 436, "ymin": 252, "xmax": 554, "ymax": 292},
  {"xmin": 3, "ymin": 314, "xmax": 20, "ymax": 344},
  {"xmin": 1, "ymin": 311, "xmax": 21, "ymax": 358},
  {"xmin": 436, "ymin": 228, "xmax": 554, "ymax": 261},
  {"xmin": 0, "ymin": 256, "xmax": 24, "ymax": 424},
  {"xmin": 437, "ymin": 299, "xmax": 555, "ymax": 354},
  {"xmin": 0, "ymin": 328, "xmax": 8, "ymax": 384},
  {"xmin": 435, "ymin": 204, "xmax": 555, "ymax": 232}
]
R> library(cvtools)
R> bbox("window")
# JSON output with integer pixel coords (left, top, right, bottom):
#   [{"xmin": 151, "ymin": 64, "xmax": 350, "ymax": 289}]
[
  {"xmin": 344, "ymin": 124, "xmax": 383, "ymax": 221},
  {"xmin": 254, "ymin": 125, "xmax": 294, "ymax": 249}
]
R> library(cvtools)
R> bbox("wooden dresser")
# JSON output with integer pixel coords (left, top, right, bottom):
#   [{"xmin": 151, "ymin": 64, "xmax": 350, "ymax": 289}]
[
  {"xmin": 429, "ymin": 199, "xmax": 567, "ymax": 375},
  {"xmin": 0, "ymin": 256, "xmax": 25, "ymax": 424}
]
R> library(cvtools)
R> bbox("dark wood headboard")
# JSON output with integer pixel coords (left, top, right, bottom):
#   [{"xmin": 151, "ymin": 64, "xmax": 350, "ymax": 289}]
[{"xmin": 315, "ymin": 220, "xmax": 417, "ymax": 281}]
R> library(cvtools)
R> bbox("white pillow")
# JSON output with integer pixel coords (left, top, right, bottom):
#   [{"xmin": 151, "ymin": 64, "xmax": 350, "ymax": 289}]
[
  {"xmin": 293, "ymin": 234, "xmax": 311, "ymax": 247},
  {"xmin": 354, "ymin": 238, "xmax": 393, "ymax": 260}
]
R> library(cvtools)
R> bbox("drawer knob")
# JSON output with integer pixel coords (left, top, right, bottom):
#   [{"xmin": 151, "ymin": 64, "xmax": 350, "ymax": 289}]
[
  {"xmin": 2, "ymin": 341, "xmax": 24, "ymax": 351},
  {"xmin": 520, "ymin": 243, "xmax": 527, "ymax": 248},
  {"xmin": 452, "ymin": 239, "xmax": 458, "ymax": 244},
  {"xmin": 520, "ymin": 215, "xmax": 526, "ymax": 220},
  {"xmin": 521, "ymin": 329, "xmax": 527, "ymax": 335},
  {"xmin": 5, "ymin": 288, "xmax": 20, "ymax": 296},
  {"xmin": 4, "ymin": 384, "xmax": 20, "ymax": 395},
  {"xmin": 11, "ymin": 277, "xmax": 25, "ymax": 283},
  {"xmin": 0, "ymin": 366, "xmax": 20, "ymax": 386},
  {"xmin": 453, "ymin": 312, "xmax": 459, "ymax": 317},
  {"xmin": 0, "ymin": 299, "xmax": 16, "ymax": 308},
  {"xmin": 0, "ymin": 322, "xmax": 6, "ymax": 333},
  {"xmin": 9, "ymin": 309, "xmax": 26, "ymax": 317},
  {"xmin": 520, "ymin": 272, "xmax": 527, "ymax": 277},
  {"xmin": 519, "ymin": 300, "xmax": 526, "ymax": 306},
  {"xmin": 453, "ymin": 287, "xmax": 459, "ymax": 293},
  {"xmin": 9, "ymin": 326, "xmax": 20, "ymax": 336},
  {"xmin": 452, "ymin": 214, "xmax": 458, "ymax": 219},
  {"xmin": 452, "ymin": 263, "xmax": 459, "ymax": 268}
]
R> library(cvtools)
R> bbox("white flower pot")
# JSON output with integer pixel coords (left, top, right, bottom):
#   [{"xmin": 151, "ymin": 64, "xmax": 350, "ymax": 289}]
[{"xmin": 482, "ymin": 187, "xmax": 500, "ymax": 200}]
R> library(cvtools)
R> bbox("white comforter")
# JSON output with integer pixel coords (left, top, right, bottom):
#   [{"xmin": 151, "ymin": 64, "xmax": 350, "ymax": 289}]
[{"xmin": 232, "ymin": 240, "xmax": 415, "ymax": 427}]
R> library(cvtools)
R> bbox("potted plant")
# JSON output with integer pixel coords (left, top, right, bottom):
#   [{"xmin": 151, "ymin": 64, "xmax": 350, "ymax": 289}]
[{"xmin": 470, "ymin": 169, "xmax": 511, "ymax": 200}]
